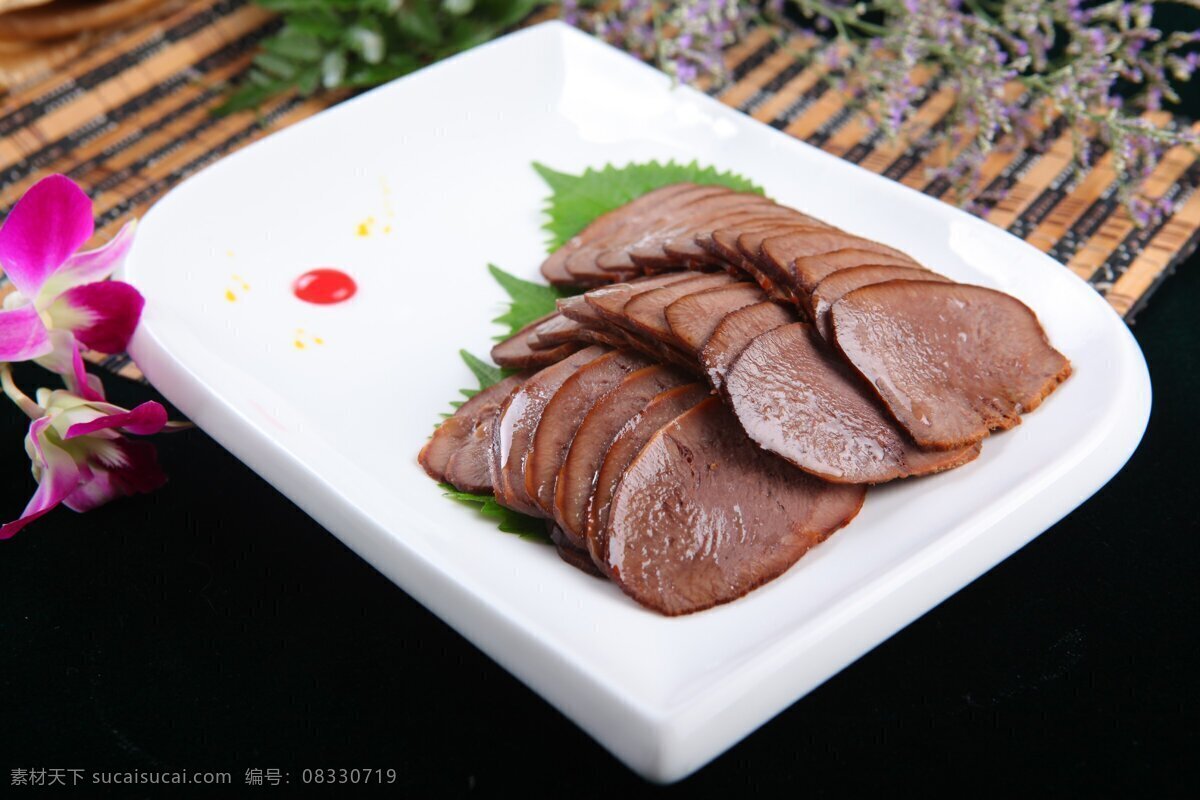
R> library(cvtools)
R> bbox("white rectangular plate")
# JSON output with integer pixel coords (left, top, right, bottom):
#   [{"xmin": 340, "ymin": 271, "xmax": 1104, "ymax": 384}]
[{"xmin": 123, "ymin": 22, "xmax": 1150, "ymax": 783}]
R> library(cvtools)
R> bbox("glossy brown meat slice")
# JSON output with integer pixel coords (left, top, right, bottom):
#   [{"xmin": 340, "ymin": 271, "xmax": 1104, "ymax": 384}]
[
  {"xmin": 549, "ymin": 523, "xmax": 606, "ymax": 579},
  {"xmin": 698, "ymin": 301, "xmax": 795, "ymax": 390},
  {"xmin": 552, "ymin": 365, "xmax": 691, "ymax": 546},
  {"xmin": 791, "ymin": 248, "xmax": 917, "ymax": 297},
  {"xmin": 491, "ymin": 312, "xmax": 583, "ymax": 369},
  {"xmin": 606, "ymin": 398, "xmax": 867, "ymax": 616},
  {"xmin": 583, "ymin": 272, "xmax": 708, "ymax": 327},
  {"xmin": 584, "ymin": 383, "xmax": 711, "ymax": 571},
  {"xmin": 759, "ymin": 231, "xmax": 919, "ymax": 300},
  {"xmin": 492, "ymin": 346, "xmax": 609, "ymax": 516},
  {"xmin": 541, "ymin": 183, "xmax": 698, "ymax": 285},
  {"xmin": 703, "ymin": 218, "xmax": 815, "ymax": 301},
  {"xmin": 525, "ymin": 350, "xmax": 654, "ymax": 516},
  {"xmin": 624, "ymin": 193, "xmax": 779, "ymax": 273},
  {"xmin": 664, "ymin": 282, "xmax": 766, "ymax": 355},
  {"xmin": 830, "ymin": 281, "xmax": 1072, "ymax": 450},
  {"xmin": 567, "ymin": 185, "xmax": 735, "ymax": 284},
  {"xmin": 809, "ymin": 265, "xmax": 951, "ymax": 339},
  {"xmin": 725, "ymin": 322, "xmax": 981, "ymax": 483},
  {"xmin": 530, "ymin": 313, "xmax": 583, "ymax": 349},
  {"xmin": 621, "ymin": 272, "xmax": 737, "ymax": 345},
  {"xmin": 682, "ymin": 206, "xmax": 818, "ymax": 266},
  {"xmin": 419, "ymin": 373, "xmax": 527, "ymax": 486},
  {"xmin": 591, "ymin": 186, "xmax": 739, "ymax": 275}
]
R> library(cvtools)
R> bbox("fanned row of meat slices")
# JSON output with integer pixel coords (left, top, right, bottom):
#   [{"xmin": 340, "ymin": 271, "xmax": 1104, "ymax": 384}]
[{"xmin": 420, "ymin": 183, "xmax": 1073, "ymax": 616}]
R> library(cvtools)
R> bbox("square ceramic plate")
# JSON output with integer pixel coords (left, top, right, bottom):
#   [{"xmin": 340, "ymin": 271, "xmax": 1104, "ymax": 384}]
[{"xmin": 122, "ymin": 21, "xmax": 1150, "ymax": 783}]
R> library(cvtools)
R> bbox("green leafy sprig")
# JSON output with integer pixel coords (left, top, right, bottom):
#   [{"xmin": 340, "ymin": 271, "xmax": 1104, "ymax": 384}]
[{"xmin": 220, "ymin": 0, "xmax": 542, "ymax": 114}]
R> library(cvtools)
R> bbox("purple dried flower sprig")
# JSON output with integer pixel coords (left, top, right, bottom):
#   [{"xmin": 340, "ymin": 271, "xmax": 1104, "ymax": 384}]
[{"xmin": 564, "ymin": 0, "xmax": 1200, "ymax": 222}]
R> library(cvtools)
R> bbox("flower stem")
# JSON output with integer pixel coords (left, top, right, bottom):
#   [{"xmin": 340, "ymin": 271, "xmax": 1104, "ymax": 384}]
[{"xmin": 0, "ymin": 363, "xmax": 43, "ymax": 421}]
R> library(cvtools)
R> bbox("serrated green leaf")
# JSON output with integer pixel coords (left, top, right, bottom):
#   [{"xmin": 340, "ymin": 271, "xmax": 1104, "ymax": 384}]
[
  {"xmin": 459, "ymin": 348, "xmax": 507, "ymax": 389},
  {"xmin": 532, "ymin": 159, "xmax": 764, "ymax": 251},
  {"xmin": 439, "ymin": 484, "xmax": 550, "ymax": 543},
  {"xmin": 487, "ymin": 263, "xmax": 566, "ymax": 336}
]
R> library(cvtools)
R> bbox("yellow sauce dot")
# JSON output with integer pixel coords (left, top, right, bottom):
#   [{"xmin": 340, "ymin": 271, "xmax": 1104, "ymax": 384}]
[
  {"xmin": 293, "ymin": 340, "xmax": 306, "ymax": 350},
  {"xmin": 225, "ymin": 289, "xmax": 237, "ymax": 302},
  {"xmin": 383, "ymin": 225, "xmax": 393, "ymax": 234},
  {"xmin": 314, "ymin": 337, "xmax": 325, "ymax": 345}
]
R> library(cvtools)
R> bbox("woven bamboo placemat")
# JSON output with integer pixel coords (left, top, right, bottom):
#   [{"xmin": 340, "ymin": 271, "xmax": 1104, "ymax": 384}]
[{"xmin": 1, "ymin": 0, "xmax": 1197, "ymax": 383}]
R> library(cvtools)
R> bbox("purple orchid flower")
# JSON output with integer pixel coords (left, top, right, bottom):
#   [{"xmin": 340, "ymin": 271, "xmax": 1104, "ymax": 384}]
[
  {"xmin": 0, "ymin": 174, "xmax": 142, "ymax": 371},
  {"xmin": 0, "ymin": 357, "xmax": 170, "ymax": 539}
]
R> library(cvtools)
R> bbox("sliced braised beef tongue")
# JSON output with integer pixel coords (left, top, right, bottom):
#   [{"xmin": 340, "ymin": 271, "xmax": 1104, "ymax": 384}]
[
  {"xmin": 791, "ymin": 248, "xmax": 917, "ymax": 297},
  {"xmin": 724, "ymin": 322, "xmax": 981, "ymax": 483},
  {"xmin": 443, "ymin": 379, "xmax": 530, "ymax": 494},
  {"xmin": 664, "ymin": 206, "xmax": 802, "ymax": 268},
  {"xmin": 583, "ymin": 272, "xmax": 706, "ymax": 326},
  {"xmin": 541, "ymin": 183, "xmax": 699, "ymax": 286},
  {"xmin": 809, "ymin": 265, "xmax": 950, "ymax": 339},
  {"xmin": 624, "ymin": 194, "xmax": 779, "ymax": 273},
  {"xmin": 621, "ymin": 272, "xmax": 738, "ymax": 345},
  {"xmin": 525, "ymin": 350, "xmax": 655, "ymax": 516},
  {"xmin": 419, "ymin": 373, "xmax": 527, "ymax": 486},
  {"xmin": 702, "ymin": 220, "xmax": 812, "ymax": 302},
  {"xmin": 830, "ymin": 281, "xmax": 1072, "ymax": 450},
  {"xmin": 759, "ymin": 231, "xmax": 919, "ymax": 301},
  {"xmin": 549, "ymin": 523, "xmax": 606, "ymax": 579},
  {"xmin": 492, "ymin": 346, "xmax": 609, "ymax": 516},
  {"xmin": 530, "ymin": 313, "xmax": 585, "ymax": 350},
  {"xmin": 568, "ymin": 185, "xmax": 735, "ymax": 284},
  {"xmin": 585, "ymin": 383, "xmax": 711, "ymax": 571},
  {"xmin": 698, "ymin": 300, "xmax": 796, "ymax": 390},
  {"xmin": 590, "ymin": 186, "xmax": 738, "ymax": 275},
  {"xmin": 605, "ymin": 397, "xmax": 867, "ymax": 616},
  {"xmin": 664, "ymin": 282, "xmax": 766, "ymax": 355},
  {"xmin": 553, "ymin": 365, "xmax": 691, "ymax": 546},
  {"xmin": 492, "ymin": 312, "xmax": 584, "ymax": 369}
]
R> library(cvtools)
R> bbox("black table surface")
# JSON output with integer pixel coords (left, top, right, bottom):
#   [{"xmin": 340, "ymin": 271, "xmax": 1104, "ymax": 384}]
[{"xmin": 2, "ymin": 266, "xmax": 1196, "ymax": 796}]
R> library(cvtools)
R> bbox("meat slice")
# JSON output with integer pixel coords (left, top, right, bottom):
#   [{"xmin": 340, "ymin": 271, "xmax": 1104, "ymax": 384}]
[
  {"xmin": 492, "ymin": 312, "xmax": 583, "ymax": 369},
  {"xmin": 683, "ymin": 206, "xmax": 819, "ymax": 267},
  {"xmin": 584, "ymin": 383, "xmax": 711, "ymax": 570},
  {"xmin": 419, "ymin": 373, "xmax": 527, "ymax": 487},
  {"xmin": 792, "ymin": 248, "xmax": 917, "ymax": 297},
  {"xmin": 759, "ymin": 232, "xmax": 919, "ymax": 300},
  {"xmin": 591, "ymin": 186, "xmax": 739, "ymax": 274},
  {"xmin": 830, "ymin": 281, "xmax": 1072, "ymax": 450},
  {"xmin": 567, "ymin": 185, "xmax": 735, "ymax": 284},
  {"xmin": 621, "ymin": 272, "xmax": 737, "ymax": 346},
  {"xmin": 525, "ymin": 350, "xmax": 655, "ymax": 516},
  {"xmin": 492, "ymin": 346, "xmax": 609, "ymax": 516},
  {"xmin": 703, "ymin": 219, "xmax": 814, "ymax": 301},
  {"xmin": 541, "ymin": 183, "xmax": 698, "ymax": 285},
  {"xmin": 664, "ymin": 282, "xmax": 766, "ymax": 355},
  {"xmin": 584, "ymin": 272, "xmax": 708, "ymax": 326},
  {"xmin": 725, "ymin": 322, "xmax": 981, "ymax": 483},
  {"xmin": 552, "ymin": 365, "xmax": 691, "ymax": 545},
  {"xmin": 549, "ymin": 523, "xmax": 606, "ymax": 579},
  {"xmin": 605, "ymin": 397, "xmax": 867, "ymax": 616},
  {"xmin": 624, "ymin": 193, "xmax": 778, "ymax": 273},
  {"xmin": 698, "ymin": 300, "xmax": 795, "ymax": 390},
  {"xmin": 809, "ymin": 265, "xmax": 951, "ymax": 339}
]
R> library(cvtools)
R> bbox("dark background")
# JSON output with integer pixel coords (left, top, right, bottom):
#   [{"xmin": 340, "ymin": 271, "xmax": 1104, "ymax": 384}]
[{"xmin": 4, "ymin": 14, "xmax": 1200, "ymax": 800}]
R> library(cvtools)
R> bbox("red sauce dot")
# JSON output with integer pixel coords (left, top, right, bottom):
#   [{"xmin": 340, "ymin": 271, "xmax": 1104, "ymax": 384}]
[{"xmin": 293, "ymin": 268, "xmax": 357, "ymax": 305}]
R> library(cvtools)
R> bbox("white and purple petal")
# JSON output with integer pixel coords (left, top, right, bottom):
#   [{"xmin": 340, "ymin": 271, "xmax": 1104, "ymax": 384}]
[
  {"xmin": 41, "ymin": 220, "xmax": 136, "ymax": 298},
  {"xmin": 0, "ymin": 303, "xmax": 52, "ymax": 361},
  {"xmin": 0, "ymin": 417, "xmax": 82, "ymax": 539},
  {"xmin": 44, "ymin": 279, "xmax": 144, "ymax": 354},
  {"xmin": 63, "ymin": 438, "xmax": 166, "ymax": 513},
  {"xmin": 0, "ymin": 175, "xmax": 94, "ymax": 300},
  {"xmin": 65, "ymin": 400, "xmax": 167, "ymax": 439}
]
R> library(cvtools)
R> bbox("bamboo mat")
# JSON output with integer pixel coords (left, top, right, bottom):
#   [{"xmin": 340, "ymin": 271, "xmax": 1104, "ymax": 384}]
[{"xmin": 1, "ymin": 1, "xmax": 1196, "ymax": 383}]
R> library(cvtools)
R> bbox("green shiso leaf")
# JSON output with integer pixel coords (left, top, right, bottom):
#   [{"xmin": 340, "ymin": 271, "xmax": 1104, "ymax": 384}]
[
  {"xmin": 532, "ymin": 159, "xmax": 764, "ymax": 252},
  {"xmin": 487, "ymin": 263, "xmax": 567, "ymax": 336},
  {"xmin": 439, "ymin": 483, "xmax": 549, "ymax": 543}
]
